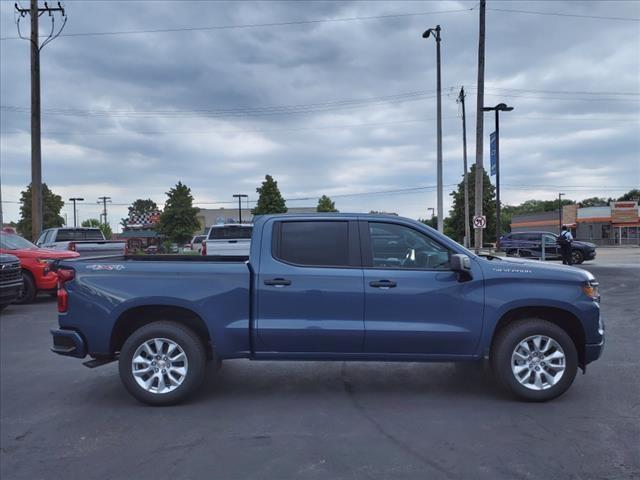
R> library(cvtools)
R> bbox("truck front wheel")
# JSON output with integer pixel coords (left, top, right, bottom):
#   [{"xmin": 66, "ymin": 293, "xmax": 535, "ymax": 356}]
[
  {"xmin": 118, "ymin": 321, "xmax": 206, "ymax": 406},
  {"xmin": 491, "ymin": 319, "xmax": 578, "ymax": 402}
]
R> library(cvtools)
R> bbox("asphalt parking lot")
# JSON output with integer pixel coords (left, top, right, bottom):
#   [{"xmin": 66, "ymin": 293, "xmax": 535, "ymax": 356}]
[{"xmin": 1, "ymin": 254, "xmax": 639, "ymax": 479}]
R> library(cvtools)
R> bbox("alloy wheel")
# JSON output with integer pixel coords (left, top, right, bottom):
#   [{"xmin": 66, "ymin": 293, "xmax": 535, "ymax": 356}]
[
  {"xmin": 131, "ymin": 338, "xmax": 189, "ymax": 394},
  {"xmin": 511, "ymin": 335, "xmax": 566, "ymax": 391}
]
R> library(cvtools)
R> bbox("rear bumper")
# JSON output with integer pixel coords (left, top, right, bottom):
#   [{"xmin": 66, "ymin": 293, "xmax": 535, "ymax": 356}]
[{"xmin": 51, "ymin": 328, "xmax": 87, "ymax": 358}]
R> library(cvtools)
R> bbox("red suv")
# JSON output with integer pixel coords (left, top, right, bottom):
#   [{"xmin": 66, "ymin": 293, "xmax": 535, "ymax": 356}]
[{"xmin": 0, "ymin": 232, "xmax": 80, "ymax": 304}]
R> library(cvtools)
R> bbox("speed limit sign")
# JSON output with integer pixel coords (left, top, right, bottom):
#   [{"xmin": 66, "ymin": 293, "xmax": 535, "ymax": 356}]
[{"xmin": 473, "ymin": 215, "xmax": 487, "ymax": 229}]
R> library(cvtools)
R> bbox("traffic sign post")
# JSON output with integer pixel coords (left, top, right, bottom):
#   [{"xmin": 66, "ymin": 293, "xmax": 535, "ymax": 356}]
[{"xmin": 473, "ymin": 215, "xmax": 487, "ymax": 229}]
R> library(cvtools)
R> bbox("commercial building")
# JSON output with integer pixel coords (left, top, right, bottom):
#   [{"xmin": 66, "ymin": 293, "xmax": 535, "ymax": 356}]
[
  {"xmin": 195, "ymin": 207, "xmax": 317, "ymax": 233},
  {"xmin": 511, "ymin": 201, "xmax": 639, "ymax": 246}
]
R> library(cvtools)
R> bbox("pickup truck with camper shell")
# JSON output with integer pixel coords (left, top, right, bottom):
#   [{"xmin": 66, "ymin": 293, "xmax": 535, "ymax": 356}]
[
  {"xmin": 36, "ymin": 227, "xmax": 127, "ymax": 257},
  {"xmin": 50, "ymin": 214, "xmax": 604, "ymax": 406}
]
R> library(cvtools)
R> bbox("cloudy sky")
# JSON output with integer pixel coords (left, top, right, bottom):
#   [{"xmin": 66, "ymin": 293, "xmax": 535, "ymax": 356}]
[{"xmin": 1, "ymin": 0, "xmax": 639, "ymax": 231}]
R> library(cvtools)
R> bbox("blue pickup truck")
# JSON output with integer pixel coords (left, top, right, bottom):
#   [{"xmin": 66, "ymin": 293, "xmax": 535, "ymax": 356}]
[{"xmin": 51, "ymin": 214, "xmax": 604, "ymax": 405}]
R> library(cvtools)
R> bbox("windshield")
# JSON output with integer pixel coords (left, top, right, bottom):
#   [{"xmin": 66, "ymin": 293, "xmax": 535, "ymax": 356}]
[{"xmin": 0, "ymin": 233, "xmax": 38, "ymax": 250}]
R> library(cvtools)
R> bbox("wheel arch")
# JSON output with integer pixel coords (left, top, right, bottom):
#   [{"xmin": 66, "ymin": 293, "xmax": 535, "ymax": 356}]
[
  {"xmin": 110, "ymin": 305, "xmax": 213, "ymax": 359},
  {"xmin": 490, "ymin": 306, "xmax": 586, "ymax": 368}
]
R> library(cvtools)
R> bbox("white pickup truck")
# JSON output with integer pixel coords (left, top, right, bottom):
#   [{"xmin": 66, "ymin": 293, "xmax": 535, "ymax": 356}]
[
  {"xmin": 203, "ymin": 224, "xmax": 253, "ymax": 256},
  {"xmin": 36, "ymin": 227, "xmax": 126, "ymax": 257}
]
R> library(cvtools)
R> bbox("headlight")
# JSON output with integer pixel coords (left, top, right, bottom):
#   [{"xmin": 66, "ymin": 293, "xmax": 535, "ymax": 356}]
[
  {"xmin": 582, "ymin": 280, "xmax": 600, "ymax": 301},
  {"xmin": 36, "ymin": 258, "xmax": 55, "ymax": 265}
]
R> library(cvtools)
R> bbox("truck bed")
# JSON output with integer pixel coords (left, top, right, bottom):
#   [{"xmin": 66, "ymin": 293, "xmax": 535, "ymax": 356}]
[{"xmin": 57, "ymin": 253, "xmax": 252, "ymax": 358}]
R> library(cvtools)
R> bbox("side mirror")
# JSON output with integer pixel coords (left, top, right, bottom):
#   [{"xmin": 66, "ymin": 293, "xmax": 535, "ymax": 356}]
[{"xmin": 450, "ymin": 254, "xmax": 472, "ymax": 281}]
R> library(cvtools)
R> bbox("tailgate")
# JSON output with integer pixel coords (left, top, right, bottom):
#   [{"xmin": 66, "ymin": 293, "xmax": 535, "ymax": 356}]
[
  {"xmin": 206, "ymin": 239, "xmax": 251, "ymax": 256},
  {"xmin": 73, "ymin": 241, "xmax": 126, "ymax": 257}
]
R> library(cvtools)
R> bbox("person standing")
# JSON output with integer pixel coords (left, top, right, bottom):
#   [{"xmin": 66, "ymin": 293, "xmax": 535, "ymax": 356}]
[{"xmin": 557, "ymin": 226, "xmax": 574, "ymax": 265}]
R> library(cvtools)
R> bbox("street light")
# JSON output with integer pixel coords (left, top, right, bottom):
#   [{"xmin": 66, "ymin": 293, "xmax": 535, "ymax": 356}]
[
  {"xmin": 558, "ymin": 193, "xmax": 565, "ymax": 233},
  {"xmin": 427, "ymin": 207, "xmax": 435, "ymax": 219},
  {"xmin": 233, "ymin": 194, "xmax": 248, "ymax": 224},
  {"xmin": 422, "ymin": 25, "xmax": 443, "ymax": 233},
  {"xmin": 482, "ymin": 103, "xmax": 513, "ymax": 249},
  {"xmin": 68, "ymin": 197, "xmax": 84, "ymax": 227}
]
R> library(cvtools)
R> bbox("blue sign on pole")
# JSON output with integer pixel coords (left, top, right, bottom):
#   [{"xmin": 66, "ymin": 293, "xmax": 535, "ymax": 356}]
[{"xmin": 490, "ymin": 131, "xmax": 497, "ymax": 176}]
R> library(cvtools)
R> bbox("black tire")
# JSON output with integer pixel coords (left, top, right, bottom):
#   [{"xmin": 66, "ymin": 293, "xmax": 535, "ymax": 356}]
[
  {"xmin": 571, "ymin": 250, "xmax": 584, "ymax": 265},
  {"xmin": 15, "ymin": 272, "xmax": 37, "ymax": 304},
  {"xmin": 118, "ymin": 321, "xmax": 207, "ymax": 406},
  {"xmin": 491, "ymin": 318, "xmax": 578, "ymax": 402}
]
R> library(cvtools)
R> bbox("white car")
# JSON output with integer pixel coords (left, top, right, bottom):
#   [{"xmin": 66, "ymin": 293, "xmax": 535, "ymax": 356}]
[
  {"xmin": 189, "ymin": 235, "xmax": 207, "ymax": 253},
  {"xmin": 203, "ymin": 224, "xmax": 253, "ymax": 256}
]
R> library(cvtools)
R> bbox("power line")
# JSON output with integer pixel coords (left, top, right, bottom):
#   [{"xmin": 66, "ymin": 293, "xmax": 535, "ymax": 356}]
[
  {"xmin": 1, "ymin": 3, "xmax": 635, "ymax": 42},
  {"xmin": 2, "ymin": 86, "xmax": 638, "ymax": 120},
  {"xmin": 1, "ymin": 184, "xmax": 636, "ymax": 207},
  {"xmin": 1, "ymin": 114, "xmax": 638, "ymax": 137},
  {"xmin": 486, "ymin": 6, "xmax": 640, "ymax": 22},
  {"xmin": 0, "ymin": 90, "xmax": 439, "ymax": 118},
  {"xmin": 0, "ymin": 7, "xmax": 475, "ymax": 41}
]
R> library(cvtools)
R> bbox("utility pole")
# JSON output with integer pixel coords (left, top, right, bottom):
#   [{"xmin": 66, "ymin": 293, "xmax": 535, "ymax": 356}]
[
  {"xmin": 98, "ymin": 196, "xmax": 112, "ymax": 225},
  {"xmin": 558, "ymin": 193, "xmax": 565, "ymax": 233},
  {"xmin": 69, "ymin": 198, "xmax": 84, "ymax": 227},
  {"xmin": 15, "ymin": 2, "xmax": 67, "ymax": 241},
  {"xmin": 233, "ymin": 194, "xmax": 248, "ymax": 224},
  {"xmin": 422, "ymin": 25, "xmax": 443, "ymax": 232},
  {"xmin": 474, "ymin": 0, "xmax": 486, "ymax": 253},
  {"xmin": 457, "ymin": 87, "xmax": 470, "ymax": 248}
]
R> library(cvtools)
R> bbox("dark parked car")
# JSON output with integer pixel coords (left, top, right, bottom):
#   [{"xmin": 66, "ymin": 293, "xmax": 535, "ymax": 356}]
[
  {"xmin": 0, "ymin": 253, "xmax": 23, "ymax": 310},
  {"xmin": 500, "ymin": 231, "xmax": 596, "ymax": 264}
]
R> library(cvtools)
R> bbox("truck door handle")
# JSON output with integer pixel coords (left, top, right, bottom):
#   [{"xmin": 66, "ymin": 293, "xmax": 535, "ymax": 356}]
[
  {"xmin": 264, "ymin": 278, "xmax": 292, "ymax": 287},
  {"xmin": 369, "ymin": 280, "xmax": 397, "ymax": 289}
]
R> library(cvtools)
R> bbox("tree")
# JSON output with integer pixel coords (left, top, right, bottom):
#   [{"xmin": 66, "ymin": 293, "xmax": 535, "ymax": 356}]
[
  {"xmin": 157, "ymin": 182, "xmax": 200, "ymax": 245},
  {"xmin": 81, "ymin": 218, "xmax": 112, "ymax": 239},
  {"xmin": 17, "ymin": 183, "xmax": 65, "ymax": 240},
  {"xmin": 502, "ymin": 198, "xmax": 574, "ymax": 216},
  {"xmin": 316, "ymin": 195, "xmax": 338, "ymax": 212},
  {"xmin": 447, "ymin": 164, "xmax": 497, "ymax": 244},
  {"xmin": 618, "ymin": 189, "xmax": 640, "ymax": 202},
  {"xmin": 579, "ymin": 197, "xmax": 608, "ymax": 208},
  {"xmin": 251, "ymin": 175, "xmax": 287, "ymax": 215},
  {"xmin": 121, "ymin": 198, "xmax": 159, "ymax": 228},
  {"xmin": 419, "ymin": 216, "xmax": 438, "ymax": 229}
]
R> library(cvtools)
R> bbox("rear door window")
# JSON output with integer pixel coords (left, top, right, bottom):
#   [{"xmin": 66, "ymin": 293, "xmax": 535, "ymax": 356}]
[{"xmin": 274, "ymin": 221, "xmax": 355, "ymax": 267}]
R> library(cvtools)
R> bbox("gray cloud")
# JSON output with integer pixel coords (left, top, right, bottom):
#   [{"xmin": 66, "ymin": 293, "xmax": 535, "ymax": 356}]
[{"xmin": 1, "ymin": 0, "xmax": 639, "ymax": 229}]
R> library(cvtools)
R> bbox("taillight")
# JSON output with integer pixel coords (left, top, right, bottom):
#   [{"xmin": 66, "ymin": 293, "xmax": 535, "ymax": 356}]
[
  {"xmin": 124, "ymin": 243, "xmax": 129, "ymax": 255},
  {"xmin": 68, "ymin": 242, "xmax": 76, "ymax": 251},
  {"xmin": 57, "ymin": 268, "xmax": 75, "ymax": 313},
  {"xmin": 202, "ymin": 240, "xmax": 207, "ymax": 255}
]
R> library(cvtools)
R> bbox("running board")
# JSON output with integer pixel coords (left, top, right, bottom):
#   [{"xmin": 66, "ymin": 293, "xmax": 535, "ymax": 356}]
[{"xmin": 83, "ymin": 357, "xmax": 117, "ymax": 368}]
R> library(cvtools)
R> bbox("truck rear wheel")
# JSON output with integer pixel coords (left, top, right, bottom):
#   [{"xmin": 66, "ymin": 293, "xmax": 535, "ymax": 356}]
[
  {"xmin": 491, "ymin": 319, "xmax": 578, "ymax": 402},
  {"xmin": 118, "ymin": 321, "xmax": 206, "ymax": 406}
]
